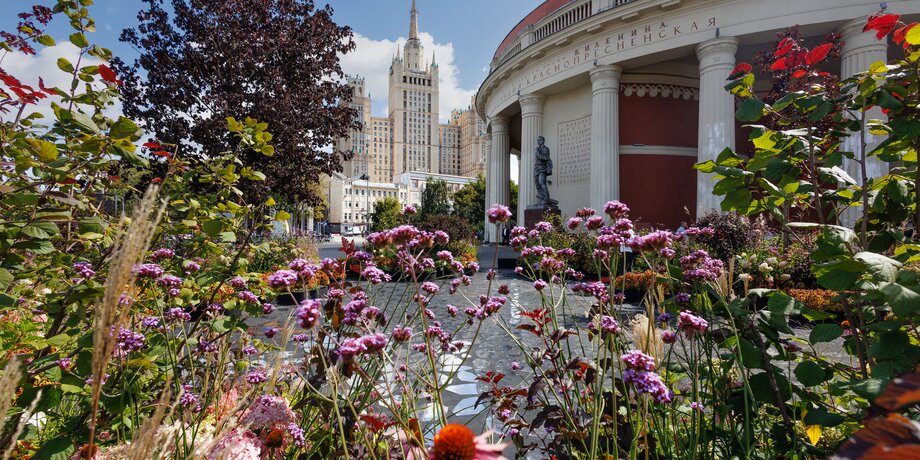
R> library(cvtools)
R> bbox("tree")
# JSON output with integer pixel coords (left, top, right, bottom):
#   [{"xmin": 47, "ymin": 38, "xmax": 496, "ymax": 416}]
[
  {"xmin": 453, "ymin": 174, "xmax": 485, "ymax": 231},
  {"xmin": 114, "ymin": 0, "xmax": 358, "ymax": 206},
  {"xmin": 371, "ymin": 197, "xmax": 401, "ymax": 232},
  {"xmin": 419, "ymin": 179, "xmax": 451, "ymax": 219}
]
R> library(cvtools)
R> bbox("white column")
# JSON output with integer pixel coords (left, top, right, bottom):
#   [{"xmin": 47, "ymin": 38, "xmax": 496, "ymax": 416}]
[
  {"xmin": 839, "ymin": 18, "xmax": 889, "ymax": 228},
  {"xmin": 519, "ymin": 94, "xmax": 545, "ymax": 221},
  {"xmin": 589, "ymin": 64, "xmax": 623, "ymax": 212},
  {"xmin": 485, "ymin": 116, "xmax": 510, "ymax": 242},
  {"xmin": 695, "ymin": 36, "xmax": 739, "ymax": 217}
]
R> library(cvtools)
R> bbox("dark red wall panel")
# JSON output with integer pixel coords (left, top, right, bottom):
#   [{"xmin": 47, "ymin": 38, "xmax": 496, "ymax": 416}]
[
  {"xmin": 619, "ymin": 93, "xmax": 698, "ymax": 148},
  {"xmin": 620, "ymin": 154, "xmax": 697, "ymax": 229}
]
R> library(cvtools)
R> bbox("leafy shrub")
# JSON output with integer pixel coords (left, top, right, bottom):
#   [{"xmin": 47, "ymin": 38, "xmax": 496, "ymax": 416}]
[
  {"xmin": 694, "ymin": 211, "xmax": 769, "ymax": 262},
  {"xmin": 787, "ymin": 288, "xmax": 844, "ymax": 313},
  {"xmin": 613, "ymin": 270, "xmax": 656, "ymax": 291}
]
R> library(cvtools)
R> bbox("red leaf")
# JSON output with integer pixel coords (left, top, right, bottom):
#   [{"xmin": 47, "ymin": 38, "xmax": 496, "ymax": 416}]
[
  {"xmin": 893, "ymin": 23, "xmax": 917, "ymax": 45},
  {"xmin": 98, "ymin": 64, "xmax": 123, "ymax": 85},
  {"xmin": 728, "ymin": 62, "xmax": 752, "ymax": 79},
  {"xmin": 805, "ymin": 43, "xmax": 833, "ymax": 66},
  {"xmin": 151, "ymin": 177, "xmax": 163, "ymax": 184},
  {"xmin": 59, "ymin": 178, "xmax": 78, "ymax": 185},
  {"xmin": 792, "ymin": 69, "xmax": 808, "ymax": 79},
  {"xmin": 864, "ymin": 13, "xmax": 901, "ymax": 40},
  {"xmin": 770, "ymin": 58, "xmax": 788, "ymax": 71},
  {"xmin": 143, "ymin": 142, "xmax": 163, "ymax": 150},
  {"xmin": 38, "ymin": 78, "xmax": 55, "ymax": 95},
  {"xmin": 152, "ymin": 150, "xmax": 172, "ymax": 158},
  {"xmin": 774, "ymin": 38, "xmax": 795, "ymax": 57}
]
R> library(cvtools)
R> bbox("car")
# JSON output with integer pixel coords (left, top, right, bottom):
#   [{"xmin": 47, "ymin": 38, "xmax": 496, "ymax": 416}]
[{"xmin": 343, "ymin": 227, "xmax": 363, "ymax": 236}]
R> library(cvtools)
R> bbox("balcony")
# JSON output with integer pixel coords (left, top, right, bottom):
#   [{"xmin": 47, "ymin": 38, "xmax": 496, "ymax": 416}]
[{"xmin": 490, "ymin": 0, "xmax": 644, "ymax": 72}]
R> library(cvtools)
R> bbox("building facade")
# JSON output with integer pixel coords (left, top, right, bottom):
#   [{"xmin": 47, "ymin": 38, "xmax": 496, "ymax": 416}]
[
  {"xmin": 477, "ymin": 0, "xmax": 920, "ymax": 242},
  {"xmin": 339, "ymin": 1, "xmax": 487, "ymax": 184},
  {"xmin": 327, "ymin": 175, "xmax": 409, "ymax": 232}
]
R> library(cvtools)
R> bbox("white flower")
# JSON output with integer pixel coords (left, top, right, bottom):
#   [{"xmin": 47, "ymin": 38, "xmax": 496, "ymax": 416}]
[
  {"xmin": 758, "ymin": 262, "xmax": 772, "ymax": 273},
  {"xmin": 780, "ymin": 274, "xmax": 792, "ymax": 281},
  {"xmin": 738, "ymin": 273, "xmax": 753, "ymax": 282},
  {"xmin": 766, "ymin": 257, "xmax": 778, "ymax": 265}
]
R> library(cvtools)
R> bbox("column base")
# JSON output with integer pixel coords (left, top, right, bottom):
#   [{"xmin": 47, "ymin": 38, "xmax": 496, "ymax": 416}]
[{"xmin": 525, "ymin": 204, "xmax": 560, "ymax": 228}]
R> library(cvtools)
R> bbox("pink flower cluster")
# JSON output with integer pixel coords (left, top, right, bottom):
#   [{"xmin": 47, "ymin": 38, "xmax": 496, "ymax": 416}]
[
  {"xmin": 133, "ymin": 263, "xmax": 164, "ymax": 278},
  {"xmin": 677, "ymin": 310, "xmax": 709, "ymax": 337},
  {"xmin": 296, "ymin": 299, "xmax": 321, "ymax": 329},
  {"xmin": 603, "ymin": 200, "xmax": 630, "ymax": 219},
  {"xmin": 73, "ymin": 261, "xmax": 95, "ymax": 278},
  {"xmin": 622, "ymin": 350, "xmax": 671, "ymax": 404},
  {"xmin": 149, "ymin": 248, "xmax": 175, "ymax": 260},
  {"xmin": 242, "ymin": 394, "xmax": 296, "ymax": 429},
  {"xmin": 487, "ymin": 204, "xmax": 512, "ymax": 223},
  {"xmin": 589, "ymin": 315, "xmax": 621, "ymax": 335},
  {"xmin": 267, "ymin": 269, "xmax": 298, "ymax": 288},
  {"xmin": 680, "ymin": 250, "xmax": 724, "ymax": 283},
  {"xmin": 338, "ymin": 333, "xmax": 388, "ymax": 358},
  {"xmin": 156, "ymin": 274, "xmax": 183, "ymax": 288}
]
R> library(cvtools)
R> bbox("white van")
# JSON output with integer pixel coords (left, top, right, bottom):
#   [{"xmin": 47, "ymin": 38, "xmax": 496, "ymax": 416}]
[{"xmin": 344, "ymin": 227, "xmax": 363, "ymax": 236}]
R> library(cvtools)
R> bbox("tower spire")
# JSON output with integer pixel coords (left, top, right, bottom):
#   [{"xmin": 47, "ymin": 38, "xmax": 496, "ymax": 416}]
[{"xmin": 409, "ymin": 0, "xmax": 418, "ymax": 40}]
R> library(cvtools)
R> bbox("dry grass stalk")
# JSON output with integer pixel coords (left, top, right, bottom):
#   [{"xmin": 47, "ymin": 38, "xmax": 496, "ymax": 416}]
[
  {"xmin": 123, "ymin": 384, "xmax": 175, "ymax": 460},
  {"xmin": 0, "ymin": 388, "xmax": 41, "ymax": 460},
  {"xmin": 88, "ymin": 185, "xmax": 166, "ymax": 453},
  {"xmin": 631, "ymin": 314, "xmax": 663, "ymax": 364},
  {"xmin": 0, "ymin": 359, "xmax": 21, "ymax": 449}
]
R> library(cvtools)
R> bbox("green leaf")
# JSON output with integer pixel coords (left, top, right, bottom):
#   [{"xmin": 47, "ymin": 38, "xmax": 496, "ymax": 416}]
[
  {"xmin": 69, "ymin": 111, "xmax": 99, "ymax": 134},
  {"xmin": 795, "ymin": 361, "xmax": 828, "ymax": 386},
  {"xmin": 803, "ymin": 407, "xmax": 845, "ymax": 427},
  {"xmin": 869, "ymin": 331, "xmax": 910, "ymax": 360},
  {"xmin": 736, "ymin": 98, "xmax": 766, "ymax": 122},
  {"xmin": 68, "ymin": 32, "xmax": 88, "ymax": 48},
  {"xmin": 31, "ymin": 436, "xmax": 74, "ymax": 460},
  {"xmin": 814, "ymin": 258, "xmax": 864, "ymax": 290},
  {"xmin": 37, "ymin": 35, "xmax": 55, "ymax": 46},
  {"xmin": 749, "ymin": 371, "xmax": 792, "ymax": 403},
  {"xmin": 109, "ymin": 117, "xmax": 140, "ymax": 140},
  {"xmin": 768, "ymin": 293, "xmax": 803, "ymax": 315},
  {"xmin": 275, "ymin": 210, "xmax": 291, "ymax": 221},
  {"xmin": 202, "ymin": 219, "xmax": 223, "ymax": 237},
  {"xmin": 26, "ymin": 138, "xmax": 58, "ymax": 162},
  {"xmin": 111, "ymin": 144, "xmax": 148, "ymax": 168},
  {"xmin": 880, "ymin": 283, "xmax": 920, "ymax": 316},
  {"xmin": 0, "ymin": 269, "xmax": 12, "ymax": 291},
  {"xmin": 855, "ymin": 252, "xmax": 901, "ymax": 283},
  {"xmin": 810, "ymin": 324, "xmax": 843, "ymax": 344},
  {"xmin": 56, "ymin": 58, "xmax": 74, "ymax": 73}
]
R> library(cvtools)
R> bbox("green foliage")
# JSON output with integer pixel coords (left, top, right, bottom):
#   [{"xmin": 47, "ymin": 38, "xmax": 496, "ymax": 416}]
[
  {"xmin": 371, "ymin": 196, "xmax": 402, "ymax": 231},
  {"xmin": 419, "ymin": 178, "xmax": 451, "ymax": 219},
  {"xmin": 453, "ymin": 174, "xmax": 485, "ymax": 232}
]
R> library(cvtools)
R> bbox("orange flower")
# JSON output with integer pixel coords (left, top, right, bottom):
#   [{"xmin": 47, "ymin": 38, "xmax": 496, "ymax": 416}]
[{"xmin": 431, "ymin": 424, "xmax": 508, "ymax": 460}]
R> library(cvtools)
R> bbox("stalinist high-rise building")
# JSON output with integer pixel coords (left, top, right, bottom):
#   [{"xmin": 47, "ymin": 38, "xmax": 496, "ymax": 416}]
[{"xmin": 339, "ymin": 1, "xmax": 487, "ymax": 184}]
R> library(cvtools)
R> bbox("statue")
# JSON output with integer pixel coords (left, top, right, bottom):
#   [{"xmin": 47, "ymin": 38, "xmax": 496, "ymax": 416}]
[{"xmin": 534, "ymin": 136, "xmax": 558, "ymax": 207}]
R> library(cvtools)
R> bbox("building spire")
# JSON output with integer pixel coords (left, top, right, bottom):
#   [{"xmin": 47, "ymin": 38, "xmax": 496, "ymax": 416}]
[{"xmin": 409, "ymin": 0, "xmax": 419, "ymax": 40}]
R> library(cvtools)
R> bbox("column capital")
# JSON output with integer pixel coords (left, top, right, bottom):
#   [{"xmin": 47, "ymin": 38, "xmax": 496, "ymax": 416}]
[
  {"xmin": 696, "ymin": 36, "xmax": 739, "ymax": 71},
  {"xmin": 518, "ymin": 93, "xmax": 545, "ymax": 117},
  {"xmin": 489, "ymin": 115, "xmax": 509, "ymax": 134},
  {"xmin": 589, "ymin": 64, "xmax": 623, "ymax": 90},
  {"xmin": 839, "ymin": 17, "xmax": 888, "ymax": 56}
]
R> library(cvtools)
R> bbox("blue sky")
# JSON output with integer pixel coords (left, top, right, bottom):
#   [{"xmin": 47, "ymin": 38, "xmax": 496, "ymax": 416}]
[{"xmin": 1, "ymin": 0, "xmax": 538, "ymax": 120}]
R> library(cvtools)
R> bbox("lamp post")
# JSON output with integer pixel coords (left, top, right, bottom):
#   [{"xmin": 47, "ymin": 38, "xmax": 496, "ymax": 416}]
[{"xmin": 360, "ymin": 174, "xmax": 370, "ymax": 234}]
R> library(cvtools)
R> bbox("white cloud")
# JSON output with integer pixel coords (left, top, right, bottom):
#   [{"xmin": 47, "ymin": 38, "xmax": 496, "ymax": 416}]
[
  {"xmin": 339, "ymin": 32, "xmax": 476, "ymax": 123},
  {"xmin": 1, "ymin": 42, "xmax": 111, "ymax": 122}
]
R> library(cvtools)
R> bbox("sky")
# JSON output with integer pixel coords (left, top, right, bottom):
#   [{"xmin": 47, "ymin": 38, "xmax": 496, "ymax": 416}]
[{"xmin": 0, "ymin": 0, "xmax": 538, "ymax": 122}]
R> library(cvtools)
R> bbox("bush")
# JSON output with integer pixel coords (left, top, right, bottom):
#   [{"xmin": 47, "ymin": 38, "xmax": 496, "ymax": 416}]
[
  {"xmin": 787, "ymin": 288, "xmax": 844, "ymax": 313},
  {"xmin": 613, "ymin": 270, "xmax": 656, "ymax": 291},
  {"xmin": 694, "ymin": 211, "xmax": 768, "ymax": 262}
]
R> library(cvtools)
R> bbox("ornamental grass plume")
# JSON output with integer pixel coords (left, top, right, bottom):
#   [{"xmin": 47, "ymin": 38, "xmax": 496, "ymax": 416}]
[
  {"xmin": 0, "ymin": 359, "xmax": 21, "ymax": 449},
  {"xmin": 630, "ymin": 314, "xmax": 664, "ymax": 363},
  {"xmin": 89, "ymin": 186, "xmax": 166, "ymax": 454},
  {"xmin": 122, "ymin": 384, "xmax": 175, "ymax": 460}
]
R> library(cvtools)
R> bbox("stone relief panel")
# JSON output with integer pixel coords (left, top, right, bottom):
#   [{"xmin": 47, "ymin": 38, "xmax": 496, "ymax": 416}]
[{"xmin": 556, "ymin": 115, "xmax": 591, "ymax": 186}]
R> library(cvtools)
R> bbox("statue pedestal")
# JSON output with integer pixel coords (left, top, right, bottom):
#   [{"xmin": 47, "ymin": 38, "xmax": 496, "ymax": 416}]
[{"xmin": 524, "ymin": 204, "xmax": 560, "ymax": 228}]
